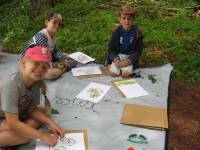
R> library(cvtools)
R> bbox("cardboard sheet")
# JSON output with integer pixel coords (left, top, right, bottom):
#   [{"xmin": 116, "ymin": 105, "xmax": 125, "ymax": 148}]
[{"xmin": 121, "ymin": 104, "xmax": 168, "ymax": 130}]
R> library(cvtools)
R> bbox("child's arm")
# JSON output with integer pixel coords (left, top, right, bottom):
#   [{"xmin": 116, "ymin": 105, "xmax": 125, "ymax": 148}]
[
  {"xmin": 5, "ymin": 112, "xmax": 57, "ymax": 146},
  {"xmin": 52, "ymin": 47, "xmax": 66, "ymax": 62},
  {"xmin": 128, "ymin": 29, "xmax": 144, "ymax": 65},
  {"xmin": 29, "ymin": 107, "xmax": 64, "ymax": 139},
  {"xmin": 108, "ymin": 29, "xmax": 120, "ymax": 63}
]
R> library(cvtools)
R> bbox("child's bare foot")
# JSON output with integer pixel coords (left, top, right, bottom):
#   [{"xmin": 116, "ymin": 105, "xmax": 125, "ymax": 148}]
[{"xmin": 122, "ymin": 71, "xmax": 130, "ymax": 78}]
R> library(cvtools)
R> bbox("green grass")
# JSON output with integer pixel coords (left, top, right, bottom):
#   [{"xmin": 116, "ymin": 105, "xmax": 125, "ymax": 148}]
[{"xmin": 0, "ymin": 0, "xmax": 199, "ymax": 84}]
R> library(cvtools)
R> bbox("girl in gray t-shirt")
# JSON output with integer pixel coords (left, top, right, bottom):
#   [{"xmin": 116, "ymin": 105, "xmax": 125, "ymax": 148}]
[{"xmin": 0, "ymin": 46, "xmax": 64, "ymax": 148}]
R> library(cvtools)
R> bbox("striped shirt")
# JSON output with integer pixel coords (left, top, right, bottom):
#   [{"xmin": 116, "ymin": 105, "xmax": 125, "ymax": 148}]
[{"xmin": 21, "ymin": 29, "xmax": 65, "ymax": 62}]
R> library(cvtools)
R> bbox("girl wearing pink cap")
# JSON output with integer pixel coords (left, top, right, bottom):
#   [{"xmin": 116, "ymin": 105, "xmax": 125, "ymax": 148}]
[{"xmin": 0, "ymin": 46, "xmax": 64, "ymax": 149}]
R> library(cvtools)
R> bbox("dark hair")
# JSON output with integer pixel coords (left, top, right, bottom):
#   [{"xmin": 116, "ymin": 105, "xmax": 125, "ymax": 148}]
[{"xmin": 47, "ymin": 12, "xmax": 64, "ymax": 27}]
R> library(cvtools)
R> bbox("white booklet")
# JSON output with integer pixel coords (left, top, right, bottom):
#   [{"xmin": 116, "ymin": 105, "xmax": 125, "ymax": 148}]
[
  {"xmin": 72, "ymin": 66, "xmax": 102, "ymax": 76},
  {"xmin": 76, "ymin": 82, "xmax": 111, "ymax": 103},
  {"xmin": 112, "ymin": 79, "xmax": 149, "ymax": 98},
  {"xmin": 68, "ymin": 52, "xmax": 95, "ymax": 64},
  {"xmin": 35, "ymin": 132, "xmax": 85, "ymax": 150}
]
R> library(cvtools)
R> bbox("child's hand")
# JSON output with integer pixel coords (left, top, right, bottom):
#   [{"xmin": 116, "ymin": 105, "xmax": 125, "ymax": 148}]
[
  {"xmin": 41, "ymin": 132, "xmax": 57, "ymax": 146},
  {"xmin": 114, "ymin": 59, "xmax": 121, "ymax": 67},
  {"xmin": 49, "ymin": 122, "xmax": 65, "ymax": 139},
  {"xmin": 121, "ymin": 59, "xmax": 130, "ymax": 67}
]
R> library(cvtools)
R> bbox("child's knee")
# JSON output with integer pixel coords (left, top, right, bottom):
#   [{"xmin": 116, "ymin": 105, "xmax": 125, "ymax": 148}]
[
  {"xmin": 0, "ymin": 119, "xmax": 9, "ymax": 131},
  {"xmin": 107, "ymin": 63, "xmax": 120, "ymax": 77},
  {"xmin": 107, "ymin": 67, "xmax": 120, "ymax": 77}
]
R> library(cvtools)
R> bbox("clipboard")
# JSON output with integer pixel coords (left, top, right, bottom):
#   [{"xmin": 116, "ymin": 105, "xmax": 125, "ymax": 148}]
[
  {"xmin": 112, "ymin": 79, "xmax": 148, "ymax": 98},
  {"xmin": 42, "ymin": 129, "xmax": 88, "ymax": 150},
  {"xmin": 63, "ymin": 129, "xmax": 88, "ymax": 150}
]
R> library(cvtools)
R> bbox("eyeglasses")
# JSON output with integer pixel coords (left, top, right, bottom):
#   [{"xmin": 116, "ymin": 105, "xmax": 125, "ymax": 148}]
[
  {"xmin": 127, "ymin": 134, "xmax": 148, "ymax": 144},
  {"xmin": 52, "ymin": 19, "xmax": 62, "ymax": 27}
]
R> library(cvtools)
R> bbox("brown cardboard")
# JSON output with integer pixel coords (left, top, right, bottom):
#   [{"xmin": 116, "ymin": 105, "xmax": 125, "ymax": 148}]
[{"xmin": 120, "ymin": 104, "xmax": 168, "ymax": 130}]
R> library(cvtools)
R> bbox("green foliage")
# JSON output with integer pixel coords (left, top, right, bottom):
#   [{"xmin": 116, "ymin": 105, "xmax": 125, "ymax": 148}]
[{"xmin": 0, "ymin": 0, "xmax": 199, "ymax": 84}]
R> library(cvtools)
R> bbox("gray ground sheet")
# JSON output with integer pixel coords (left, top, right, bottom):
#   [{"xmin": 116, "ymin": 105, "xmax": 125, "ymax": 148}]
[{"xmin": 0, "ymin": 54, "xmax": 173, "ymax": 150}]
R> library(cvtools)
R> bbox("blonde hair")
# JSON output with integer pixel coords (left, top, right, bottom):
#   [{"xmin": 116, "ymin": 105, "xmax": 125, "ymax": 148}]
[{"xmin": 39, "ymin": 80, "xmax": 52, "ymax": 113}]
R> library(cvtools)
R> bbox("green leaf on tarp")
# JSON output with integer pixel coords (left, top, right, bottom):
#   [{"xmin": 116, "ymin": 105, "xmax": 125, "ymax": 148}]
[
  {"xmin": 51, "ymin": 108, "xmax": 60, "ymax": 114},
  {"xmin": 148, "ymin": 74, "xmax": 157, "ymax": 83}
]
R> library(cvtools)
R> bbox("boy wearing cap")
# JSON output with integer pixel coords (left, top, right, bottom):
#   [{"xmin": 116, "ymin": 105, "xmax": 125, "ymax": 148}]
[
  {"xmin": 21, "ymin": 12, "xmax": 77, "ymax": 80},
  {"xmin": 0, "ymin": 46, "xmax": 64, "ymax": 148},
  {"xmin": 106, "ymin": 4, "xmax": 143, "ymax": 78}
]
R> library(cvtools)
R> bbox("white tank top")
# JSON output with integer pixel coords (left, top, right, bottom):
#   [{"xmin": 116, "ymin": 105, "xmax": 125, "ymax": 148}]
[{"xmin": 40, "ymin": 28, "xmax": 56, "ymax": 54}]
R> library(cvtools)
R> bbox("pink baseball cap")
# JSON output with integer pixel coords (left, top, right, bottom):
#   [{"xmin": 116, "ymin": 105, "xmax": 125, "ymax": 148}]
[{"xmin": 24, "ymin": 46, "xmax": 52, "ymax": 64}]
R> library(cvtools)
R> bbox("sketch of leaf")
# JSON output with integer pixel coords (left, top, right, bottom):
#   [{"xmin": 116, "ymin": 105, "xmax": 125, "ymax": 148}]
[{"xmin": 87, "ymin": 88, "xmax": 103, "ymax": 98}]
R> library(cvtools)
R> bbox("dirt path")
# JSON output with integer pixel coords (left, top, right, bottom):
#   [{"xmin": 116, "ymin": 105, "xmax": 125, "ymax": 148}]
[{"xmin": 168, "ymin": 79, "xmax": 200, "ymax": 150}]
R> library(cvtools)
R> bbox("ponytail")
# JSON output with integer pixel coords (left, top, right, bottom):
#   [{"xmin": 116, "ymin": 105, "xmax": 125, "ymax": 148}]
[{"xmin": 39, "ymin": 80, "xmax": 52, "ymax": 114}]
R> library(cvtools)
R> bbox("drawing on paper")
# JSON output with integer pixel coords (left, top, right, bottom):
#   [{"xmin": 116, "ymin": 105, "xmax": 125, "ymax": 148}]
[
  {"xmin": 36, "ymin": 132, "xmax": 86, "ymax": 150},
  {"xmin": 76, "ymin": 82, "xmax": 111, "ymax": 103},
  {"xmin": 50, "ymin": 137, "xmax": 76, "ymax": 150},
  {"xmin": 87, "ymin": 88, "xmax": 103, "ymax": 98}
]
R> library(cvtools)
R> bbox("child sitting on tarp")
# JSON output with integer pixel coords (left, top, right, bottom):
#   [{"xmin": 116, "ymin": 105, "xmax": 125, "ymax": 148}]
[
  {"xmin": 0, "ymin": 46, "xmax": 64, "ymax": 148},
  {"xmin": 21, "ymin": 12, "xmax": 77, "ymax": 80},
  {"xmin": 106, "ymin": 4, "xmax": 143, "ymax": 78}
]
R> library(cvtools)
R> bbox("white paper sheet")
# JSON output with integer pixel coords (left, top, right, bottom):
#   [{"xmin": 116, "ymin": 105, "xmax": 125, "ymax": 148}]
[
  {"xmin": 68, "ymin": 52, "xmax": 95, "ymax": 64},
  {"xmin": 72, "ymin": 66, "xmax": 102, "ymax": 76},
  {"xmin": 35, "ymin": 139, "xmax": 49, "ymax": 150},
  {"xmin": 35, "ymin": 133, "xmax": 85, "ymax": 150},
  {"xmin": 114, "ymin": 79, "xmax": 148, "ymax": 98},
  {"xmin": 76, "ymin": 82, "xmax": 111, "ymax": 103}
]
